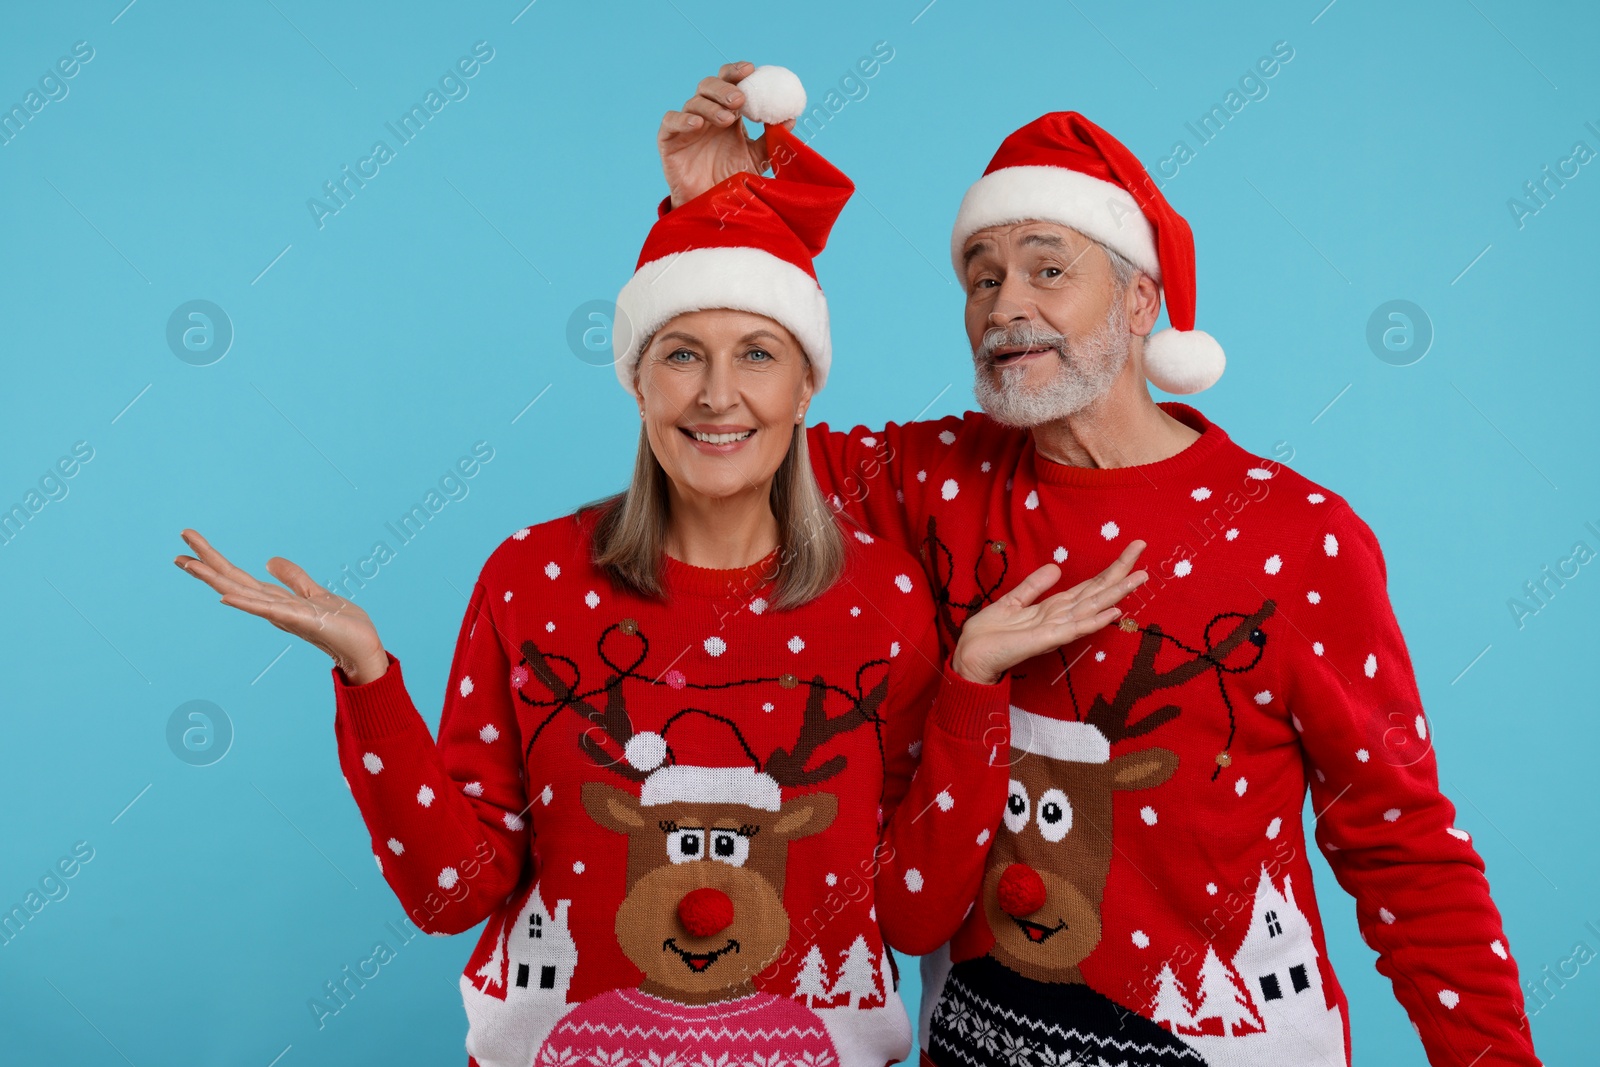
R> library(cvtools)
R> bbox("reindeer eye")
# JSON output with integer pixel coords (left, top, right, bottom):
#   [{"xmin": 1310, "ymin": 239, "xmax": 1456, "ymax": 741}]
[
  {"xmin": 1003, "ymin": 780, "xmax": 1030, "ymax": 833},
  {"xmin": 667, "ymin": 828, "xmax": 704, "ymax": 863},
  {"xmin": 1037, "ymin": 788, "xmax": 1073, "ymax": 842},
  {"xmin": 709, "ymin": 830, "xmax": 750, "ymax": 867}
]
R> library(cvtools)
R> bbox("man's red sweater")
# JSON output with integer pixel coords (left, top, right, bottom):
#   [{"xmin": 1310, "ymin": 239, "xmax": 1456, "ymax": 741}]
[
  {"xmin": 808, "ymin": 402, "xmax": 1539, "ymax": 1067},
  {"xmin": 329, "ymin": 509, "xmax": 1010, "ymax": 1067}
]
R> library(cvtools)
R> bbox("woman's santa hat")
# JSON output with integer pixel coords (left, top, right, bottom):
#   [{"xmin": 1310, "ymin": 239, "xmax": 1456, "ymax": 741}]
[
  {"xmin": 613, "ymin": 66, "xmax": 852, "ymax": 393},
  {"xmin": 950, "ymin": 112, "xmax": 1225, "ymax": 394}
]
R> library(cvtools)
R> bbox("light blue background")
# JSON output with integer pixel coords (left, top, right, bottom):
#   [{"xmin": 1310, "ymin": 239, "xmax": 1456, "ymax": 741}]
[{"xmin": 2, "ymin": 1, "xmax": 1595, "ymax": 1063}]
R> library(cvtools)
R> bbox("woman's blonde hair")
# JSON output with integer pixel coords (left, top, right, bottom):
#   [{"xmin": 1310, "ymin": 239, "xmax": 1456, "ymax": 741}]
[{"xmin": 589, "ymin": 421, "xmax": 846, "ymax": 610}]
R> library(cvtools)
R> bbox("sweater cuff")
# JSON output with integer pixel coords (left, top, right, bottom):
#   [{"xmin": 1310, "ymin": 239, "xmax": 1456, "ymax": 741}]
[
  {"xmin": 929, "ymin": 658, "xmax": 1010, "ymax": 743},
  {"xmin": 333, "ymin": 651, "xmax": 420, "ymax": 742}
]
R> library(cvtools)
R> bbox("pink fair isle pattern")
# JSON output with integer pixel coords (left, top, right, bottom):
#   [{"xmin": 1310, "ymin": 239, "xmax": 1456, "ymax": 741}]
[{"xmin": 534, "ymin": 988, "xmax": 837, "ymax": 1067}]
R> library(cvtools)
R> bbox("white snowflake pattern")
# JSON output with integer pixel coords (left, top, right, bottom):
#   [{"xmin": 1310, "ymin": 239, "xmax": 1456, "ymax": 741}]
[
  {"xmin": 1308, "ymin": 492, "xmax": 1326, "ymax": 504},
  {"xmin": 935, "ymin": 789, "xmax": 954, "ymax": 811},
  {"xmin": 1053, "ymin": 546, "xmax": 1068, "ymax": 563},
  {"xmin": 788, "ymin": 636, "xmax": 806, "ymax": 653},
  {"xmin": 512, "ymin": 527, "xmax": 531, "ymax": 541},
  {"xmin": 1235, "ymin": 778, "xmax": 1249, "ymax": 796},
  {"xmin": 1324, "ymin": 533, "xmax": 1340, "ymax": 556},
  {"xmin": 1447, "ymin": 827, "xmax": 1471, "ymax": 842},
  {"xmin": 1248, "ymin": 467, "xmax": 1273, "ymax": 480},
  {"xmin": 572, "ymin": 860, "xmax": 585, "ymax": 874},
  {"xmin": 503, "ymin": 812, "xmax": 525, "ymax": 831},
  {"xmin": 459, "ymin": 676, "xmax": 474, "ymax": 698},
  {"xmin": 362, "ymin": 752, "xmax": 383, "ymax": 774},
  {"xmin": 750, "ymin": 597, "xmax": 768, "ymax": 614},
  {"xmin": 387, "ymin": 838, "xmax": 404, "ymax": 855},
  {"xmin": 1264, "ymin": 554, "xmax": 1283, "ymax": 574},
  {"xmin": 1206, "ymin": 882, "xmax": 1219, "ymax": 895},
  {"xmin": 1254, "ymin": 690, "xmax": 1272, "ymax": 705},
  {"xmin": 480, "ymin": 724, "xmax": 500, "ymax": 743},
  {"xmin": 540, "ymin": 784, "xmax": 553, "ymax": 805},
  {"xmin": 854, "ymin": 530, "xmax": 874, "ymax": 544},
  {"xmin": 1140, "ymin": 806, "xmax": 1157, "ymax": 825},
  {"xmin": 1438, "ymin": 989, "xmax": 1460, "ymax": 1009},
  {"xmin": 1379, "ymin": 907, "xmax": 1396, "ymax": 924},
  {"xmin": 939, "ymin": 429, "xmax": 957, "ymax": 445},
  {"xmin": 1100, "ymin": 520, "xmax": 1120, "ymax": 539},
  {"xmin": 981, "ymin": 461, "xmax": 992, "ymax": 472},
  {"xmin": 825, "ymin": 872, "xmax": 838, "ymax": 886},
  {"xmin": 463, "ymin": 781, "xmax": 483, "ymax": 797},
  {"xmin": 1492, "ymin": 940, "xmax": 1508, "ymax": 960},
  {"xmin": 1307, "ymin": 589, "xmax": 1322, "ymax": 603},
  {"xmin": 889, "ymin": 641, "xmax": 901, "ymax": 658},
  {"xmin": 1356, "ymin": 748, "xmax": 1371, "ymax": 762},
  {"xmin": 704, "ymin": 636, "xmax": 727, "ymax": 657},
  {"xmin": 1131, "ymin": 929, "xmax": 1150, "ymax": 948},
  {"xmin": 942, "ymin": 478, "xmax": 960, "ymax": 500},
  {"xmin": 544, "ymin": 561, "xmax": 561, "ymax": 579},
  {"xmin": 976, "ymin": 828, "xmax": 990, "ymax": 845},
  {"xmin": 1384, "ymin": 808, "xmax": 1402, "ymax": 822},
  {"xmin": 1313, "ymin": 641, "xmax": 1325, "ymax": 655},
  {"xmin": 1364, "ymin": 653, "xmax": 1378, "ymax": 677},
  {"xmin": 916, "ymin": 470, "xmax": 927, "ymax": 483},
  {"xmin": 544, "ymin": 621, "xmax": 555, "ymax": 633},
  {"xmin": 761, "ymin": 702, "xmax": 774, "ymax": 713},
  {"xmin": 849, "ymin": 606, "xmax": 861, "ymax": 617},
  {"xmin": 1024, "ymin": 490, "xmax": 1039, "ymax": 510},
  {"xmin": 1225, "ymin": 528, "xmax": 1240, "ymax": 540},
  {"xmin": 503, "ymin": 590, "xmax": 513, "ymax": 602},
  {"xmin": 905, "ymin": 868, "xmax": 924, "ymax": 893},
  {"xmin": 584, "ymin": 590, "xmax": 600, "ymax": 608},
  {"xmin": 1266, "ymin": 816, "xmax": 1282, "ymax": 838},
  {"xmin": 1192, "ymin": 487, "xmax": 1212, "ymax": 501},
  {"xmin": 417, "ymin": 784, "xmax": 435, "ymax": 807},
  {"xmin": 438, "ymin": 867, "xmax": 459, "ymax": 889}
]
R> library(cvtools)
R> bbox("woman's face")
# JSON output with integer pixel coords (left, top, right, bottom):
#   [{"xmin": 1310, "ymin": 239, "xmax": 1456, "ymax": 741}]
[{"xmin": 635, "ymin": 309, "xmax": 814, "ymax": 506}]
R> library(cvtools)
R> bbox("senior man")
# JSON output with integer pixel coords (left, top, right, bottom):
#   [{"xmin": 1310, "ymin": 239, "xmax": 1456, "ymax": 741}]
[{"xmin": 653, "ymin": 64, "xmax": 1539, "ymax": 1067}]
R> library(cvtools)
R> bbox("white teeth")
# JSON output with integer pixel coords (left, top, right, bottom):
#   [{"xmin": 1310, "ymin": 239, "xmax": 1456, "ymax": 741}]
[{"xmin": 689, "ymin": 430, "xmax": 754, "ymax": 445}]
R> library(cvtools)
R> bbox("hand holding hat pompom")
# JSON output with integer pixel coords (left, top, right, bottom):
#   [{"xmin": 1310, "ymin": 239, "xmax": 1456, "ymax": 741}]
[{"xmin": 736, "ymin": 65, "xmax": 807, "ymax": 124}]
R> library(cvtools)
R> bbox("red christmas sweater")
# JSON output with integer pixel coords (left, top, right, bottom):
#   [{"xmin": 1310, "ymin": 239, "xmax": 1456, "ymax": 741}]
[
  {"xmin": 329, "ymin": 509, "xmax": 1011, "ymax": 1067},
  {"xmin": 806, "ymin": 402, "xmax": 1539, "ymax": 1067}
]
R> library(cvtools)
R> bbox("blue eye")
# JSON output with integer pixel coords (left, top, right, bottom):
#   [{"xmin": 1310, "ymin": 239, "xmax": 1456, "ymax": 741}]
[
  {"xmin": 746, "ymin": 348, "xmax": 773, "ymax": 362},
  {"xmin": 667, "ymin": 348, "xmax": 696, "ymax": 363}
]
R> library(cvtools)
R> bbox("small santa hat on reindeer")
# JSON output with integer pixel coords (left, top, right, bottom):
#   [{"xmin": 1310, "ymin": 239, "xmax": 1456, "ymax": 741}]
[
  {"xmin": 612, "ymin": 66, "xmax": 852, "ymax": 394},
  {"xmin": 950, "ymin": 111, "xmax": 1225, "ymax": 395}
]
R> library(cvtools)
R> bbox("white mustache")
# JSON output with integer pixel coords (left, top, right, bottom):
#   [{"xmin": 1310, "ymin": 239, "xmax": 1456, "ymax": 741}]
[{"xmin": 977, "ymin": 323, "xmax": 1070, "ymax": 365}]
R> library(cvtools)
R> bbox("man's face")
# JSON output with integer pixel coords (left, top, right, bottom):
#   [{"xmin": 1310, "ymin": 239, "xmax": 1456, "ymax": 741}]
[{"xmin": 960, "ymin": 221, "xmax": 1133, "ymax": 427}]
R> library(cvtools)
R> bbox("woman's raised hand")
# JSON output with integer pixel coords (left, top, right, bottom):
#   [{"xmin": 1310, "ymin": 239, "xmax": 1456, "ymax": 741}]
[
  {"xmin": 173, "ymin": 528, "xmax": 390, "ymax": 685},
  {"xmin": 658, "ymin": 61, "xmax": 785, "ymax": 208},
  {"xmin": 950, "ymin": 541, "xmax": 1150, "ymax": 686}
]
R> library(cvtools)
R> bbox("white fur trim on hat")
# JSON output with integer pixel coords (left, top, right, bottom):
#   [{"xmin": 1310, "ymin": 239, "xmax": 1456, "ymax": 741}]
[
  {"xmin": 613, "ymin": 246, "xmax": 831, "ymax": 392},
  {"xmin": 950, "ymin": 165, "xmax": 1159, "ymax": 282},
  {"xmin": 739, "ymin": 65, "xmax": 807, "ymax": 124},
  {"xmin": 1144, "ymin": 327, "xmax": 1225, "ymax": 395},
  {"xmin": 1009, "ymin": 705, "xmax": 1111, "ymax": 763},
  {"xmin": 639, "ymin": 765, "xmax": 782, "ymax": 811}
]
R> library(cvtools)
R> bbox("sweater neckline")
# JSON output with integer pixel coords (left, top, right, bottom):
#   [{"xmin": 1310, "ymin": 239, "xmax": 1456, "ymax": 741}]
[
  {"xmin": 660, "ymin": 547, "xmax": 780, "ymax": 600},
  {"xmin": 1029, "ymin": 402, "xmax": 1229, "ymax": 488}
]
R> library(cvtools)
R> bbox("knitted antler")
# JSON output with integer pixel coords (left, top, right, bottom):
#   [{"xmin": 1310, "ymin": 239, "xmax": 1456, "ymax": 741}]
[{"xmin": 765, "ymin": 672, "xmax": 888, "ymax": 786}]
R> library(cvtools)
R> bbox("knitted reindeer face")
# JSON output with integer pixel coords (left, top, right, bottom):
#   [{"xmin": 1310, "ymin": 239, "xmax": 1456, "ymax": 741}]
[
  {"xmin": 980, "ymin": 605, "xmax": 1275, "ymax": 986},
  {"xmin": 516, "ymin": 629, "xmax": 889, "ymax": 1007},
  {"xmin": 581, "ymin": 784, "xmax": 836, "ymax": 1004},
  {"xmin": 982, "ymin": 734, "xmax": 1176, "ymax": 983}
]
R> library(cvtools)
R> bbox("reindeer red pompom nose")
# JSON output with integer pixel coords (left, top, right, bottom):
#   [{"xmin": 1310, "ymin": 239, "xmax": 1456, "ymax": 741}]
[
  {"xmin": 678, "ymin": 887, "xmax": 735, "ymax": 938},
  {"xmin": 997, "ymin": 863, "xmax": 1048, "ymax": 918}
]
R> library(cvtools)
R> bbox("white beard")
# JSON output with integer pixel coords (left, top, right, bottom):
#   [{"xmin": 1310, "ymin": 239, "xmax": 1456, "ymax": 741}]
[{"xmin": 972, "ymin": 299, "xmax": 1130, "ymax": 428}]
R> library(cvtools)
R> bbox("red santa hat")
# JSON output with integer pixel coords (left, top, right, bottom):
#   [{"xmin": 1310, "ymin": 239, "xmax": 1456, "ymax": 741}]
[
  {"xmin": 624, "ymin": 712, "xmax": 781, "ymax": 811},
  {"xmin": 1009, "ymin": 704, "xmax": 1111, "ymax": 764},
  {"xmin": 950, "ymin": 112, "xmax": 1225, "ymax": 394},
  {"xmin": 613, "ymin": 67, "xmax": 853, "ymax": 393}
]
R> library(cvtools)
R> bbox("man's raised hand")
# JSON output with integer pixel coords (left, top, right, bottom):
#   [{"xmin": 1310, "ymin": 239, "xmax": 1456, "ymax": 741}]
[
  {"xmin": 174, "ymin": 528, "xmax": 390, "ymax": 685},
  {"xmin": 950, "ymin": 541, "xmax": 1150, "ymax": 686},
  {"xmin": 659, "ymin": 61, "xmax": 788, "ymax": 208}
]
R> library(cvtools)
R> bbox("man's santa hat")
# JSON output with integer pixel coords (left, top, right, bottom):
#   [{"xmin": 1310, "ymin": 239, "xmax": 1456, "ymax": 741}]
[
  {"xmin": 613, "ymin": 66, "xmax": 852, "ymax": 393},
  {"xmin": 951, "ymin": 112, "xmax": 1225, "ymax": 394}
]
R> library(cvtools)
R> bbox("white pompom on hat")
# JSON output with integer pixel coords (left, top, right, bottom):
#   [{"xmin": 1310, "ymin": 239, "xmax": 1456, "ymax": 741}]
[
  {"xmin": 952, "ymin": 112, "xmax": 1226, "ymax": 394},
  {"xmin": 737, "ymin": 64, "xmax": 807, "ymax": 124}
]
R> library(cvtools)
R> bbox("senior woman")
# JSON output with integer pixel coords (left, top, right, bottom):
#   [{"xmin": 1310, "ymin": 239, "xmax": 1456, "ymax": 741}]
[{"xmin": 174, "ymin": 70, "xmax": 1148, "ymax": 1067}]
